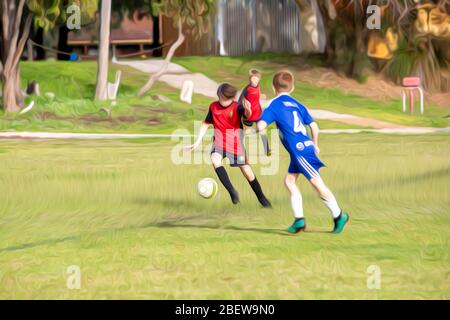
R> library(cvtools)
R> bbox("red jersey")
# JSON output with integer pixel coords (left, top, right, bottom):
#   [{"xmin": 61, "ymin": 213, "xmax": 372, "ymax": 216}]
[
  {"xmin": 204, "ymin": 101, "xmax": 245, "ymax": 155},
  {"xmin": 239, "ymin": 84, "xmax": 262, "ymax": 122}
]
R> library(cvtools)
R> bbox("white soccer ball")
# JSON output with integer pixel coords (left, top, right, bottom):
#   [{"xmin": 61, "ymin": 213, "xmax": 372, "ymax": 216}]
[{"xmin": 197, "ymin": 178, "xmax": 218, "ymax": 199}]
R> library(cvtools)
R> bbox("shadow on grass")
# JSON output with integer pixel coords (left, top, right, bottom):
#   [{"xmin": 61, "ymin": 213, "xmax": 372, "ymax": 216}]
[
  {"xmin": 151, "ymin": 221, "xmax": 289, "ymax": 236},
  {"xmin": 0, "ymin": 203, "xmax": 336, "ymax": 253},
  {"xmin": 133, "ymin": 197, "xmax": 205, "ymax": 213},
  {"xmin": 0, "ymin": 235, "xmax": 79, "ymax": 253},
  {"xmin": 152, "ymin": 219, "xmax": 333, "ymax": 236},
  {"xmin": 0, "ymin": 220, "xmax": 335, "ymax": 253}
]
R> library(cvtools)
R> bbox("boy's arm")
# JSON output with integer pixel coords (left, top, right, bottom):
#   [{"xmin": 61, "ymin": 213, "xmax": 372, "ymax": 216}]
[
  {"xmin": 243, "ymin": 98, "xmax": 252, "ymax": 118},
  {"xmin": 256, "ymin": 104, "xmax": 276, "ymax": 134},
  {"xmin": 256, "ymin": 120, "xmax": 268, "ymax": 133},
  {"xmin": 309, "ymin": 122, "xmax": 320, "ymax": 155},
  {"xmin": 238, "ymin": 94, "xmax": 252, "ymax": 119},
  {"xmin": 185, "ymin": 122, "xmax": 210, "ymax": 151}
]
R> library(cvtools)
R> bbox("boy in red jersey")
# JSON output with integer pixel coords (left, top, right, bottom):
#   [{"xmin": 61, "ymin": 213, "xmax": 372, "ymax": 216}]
[
  {"xmin": 186, "ymin": 83, "xmax": 271, "ymax": 207},
  {"xmin": 239, "ymin": 69, "xmax": 271, "ymax": 156}
]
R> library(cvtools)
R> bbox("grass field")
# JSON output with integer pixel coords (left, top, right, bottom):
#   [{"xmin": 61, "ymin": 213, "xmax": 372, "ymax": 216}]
[
  {"xmin": 1, "ymin": 58, "xmax": 448, "ymax": 133},
  {"xmin": 0, "ymin": 61, "xmax": 212, "ymax": 133},
  {"xmin": 0, "ymin": 133, "xmax": 449, "ymax": 299},
  {"xmin": 0, "ymin": 61, "xmax": 369, "ymax": 133},
  {"xmin": 175, "ymin": 55, "xmax": 450, "ymax": 128}
]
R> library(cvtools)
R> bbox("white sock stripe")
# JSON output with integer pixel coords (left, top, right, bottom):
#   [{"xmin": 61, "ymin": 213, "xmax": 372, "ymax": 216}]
[
  {"xmin": 300, "ymin": 157, "xmax": 319, "ymax": 178},
  {"xmin": 298, "ymin": 157, "xmax": 318, "ymax": 178}
]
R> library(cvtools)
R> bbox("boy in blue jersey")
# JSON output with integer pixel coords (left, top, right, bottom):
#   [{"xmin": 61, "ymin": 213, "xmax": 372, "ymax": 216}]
[{"xmin": 257, "ymin": 71, "xmax": 349, "ymax": 234}]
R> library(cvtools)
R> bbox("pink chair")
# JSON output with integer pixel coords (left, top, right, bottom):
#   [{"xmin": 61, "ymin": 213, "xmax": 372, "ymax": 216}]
[{"xmin": 402, "ymin": 77, "xmax": 424, "ymax": 114}]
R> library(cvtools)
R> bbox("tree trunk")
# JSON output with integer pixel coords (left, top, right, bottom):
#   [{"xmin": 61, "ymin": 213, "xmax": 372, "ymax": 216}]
[
  {"xmin": 57, "ymin": 25, "xmax": 71, "ymax": 61},
  {"xmin": 34, "ymin": 27, "xmax": 46, "ymax": 60},
  {"xmin": 95, "ymin": 0, "xmax": 112, "ymax": 101},
  {"xmin": 151, "ymin": 15, "xmax": 162, "ymax": 57},
  {"xmin": 1, "ymin": 0, "xmax": 33, "ymax": 112},
  {"xmin": 317, "ymin": 0, "xmax": 337, "ymax": 67},
  {"xmin": 2, "ymin": 60, "xmax": 25, "ymax": 113},
  {"xmin": 138, "ymin": 19, "xmax": 185, "ymax": 97},
  {"xmin": 15, "ymin": 66, "xmax": 23, "ymax": 105},
  {"xmin": 27, "ymin": 40, "xmax": 33, "ymax": 61},
  {"xmin": 1, "ymin": 72, "xmax": 21, "ymax": 112}
]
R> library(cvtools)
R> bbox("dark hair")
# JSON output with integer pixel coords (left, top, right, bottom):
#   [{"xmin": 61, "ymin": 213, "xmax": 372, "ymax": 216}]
[
  {"xmin": 217, "ymin": 83, "xmax": 237, "ymax": 99},
  {"xmin": 273, "ymin": 70, "xmax": 294, "ymax": 92}
]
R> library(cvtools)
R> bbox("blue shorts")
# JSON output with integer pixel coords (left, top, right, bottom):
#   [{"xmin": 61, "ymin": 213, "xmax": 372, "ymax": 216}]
[{"xmin": 288, "ymin": 148, "xmax": 325, "ymax": 180}]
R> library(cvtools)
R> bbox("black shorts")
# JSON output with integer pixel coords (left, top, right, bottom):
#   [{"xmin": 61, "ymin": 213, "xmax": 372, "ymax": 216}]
[
  {"xmin": 211, "ymin": 147, "xmax": 247, "ymax": 167},
  {"xmin": 243, "ymin": 120, "xmax": 255, "ymax": 127}
]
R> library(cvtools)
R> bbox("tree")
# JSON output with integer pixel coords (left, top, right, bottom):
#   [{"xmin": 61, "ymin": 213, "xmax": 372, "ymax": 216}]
[
  {"xmin": 1, "ymin": 0, "xmax": 34, "ymax": 112},
  {"xmin": 0, "ymin": 0, "xmax": 97, "ymax": 112},
  {"xmin": 57, "ymin": 0, "xmax": 98, "ymax": 61},
  {"xmin": 383, "ymin": 0, "xmax": 450, "ymax": 91},
  {"xmin": 138, "ymin": 0, "xmax": 214, "ymax": 97},
  {"xmin": 312, "ymin": 0, "xmax": 449, "ymax": 90},
  {"xmin": 95, "ymin": 0, "xmax": 111, "ymax": 101},
  {"xmin": 316, "ymin": 0, "xmax": 370, "ymax": 79}
]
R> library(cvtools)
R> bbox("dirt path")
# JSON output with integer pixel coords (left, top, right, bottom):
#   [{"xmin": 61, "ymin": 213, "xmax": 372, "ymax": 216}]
[
  {"xmin": 310, "ymin": 110, "xmax": 406, "ymax": 129},
  {"xmin": 116, "ymin": 60, "xmax": 218, "ymax": 98}
]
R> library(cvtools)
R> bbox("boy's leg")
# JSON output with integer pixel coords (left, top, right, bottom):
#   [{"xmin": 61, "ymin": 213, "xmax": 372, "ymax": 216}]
[
  {"xmin": 309, "ymin": 176, "xmax": 349, "ymax": 233},
  {"xmin": 309, "ymin": 176, "xmax": 340, "ymax": 218},
  {"xmin": 285, "ymin": 173, "xmax": 303, "ymax": 218},
  {"xmin": 211, "ymin": 152, "xmax": 240, "ymax": 204},
  {"xmin": 285, "ymin": 173, "xmax": 306, "ymax": 233},
  {"xmin": 239, "ymin": 164, "xmax": 272, "ymax": 208},
  {"xmin": 260, "ymin": 133, "xmax": 271, "ymax": 156}
]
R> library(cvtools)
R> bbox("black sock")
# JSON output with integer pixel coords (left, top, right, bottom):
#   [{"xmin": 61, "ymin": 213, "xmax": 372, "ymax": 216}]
[
  {"xmin": 249, "ymin": 177, "xmax": 271, "ymax": 208},
  {"xmin": 261, "ymin": 134, "xmax": 271, "ymax": 155},
  {"xmin": 215, "ymin": 166, "xmax": 239, "ymax": 204}
]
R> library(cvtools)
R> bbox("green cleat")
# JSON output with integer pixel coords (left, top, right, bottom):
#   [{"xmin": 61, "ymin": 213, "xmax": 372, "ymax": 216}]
[
  {"xmin": 333, "ymin": 211, "xmax": 349, "ymax": 234},
  {"xmin": 287, "ymin": 218, "xmax": 306, "ymax": 234}
]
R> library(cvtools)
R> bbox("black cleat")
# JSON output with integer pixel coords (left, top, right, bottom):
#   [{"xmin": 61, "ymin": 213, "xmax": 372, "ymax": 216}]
[
  {"xmin": 260, "ymin": 197, "xmax": 272, "ymax": 208},
  {"xmin": 230, "ymin": 191, "xmax": 240, "ymax": 205}
]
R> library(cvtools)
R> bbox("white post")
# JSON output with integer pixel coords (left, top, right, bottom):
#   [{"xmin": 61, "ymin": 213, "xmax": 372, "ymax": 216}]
[
  {"xmin": 180, "ymin": 80, "xmax": 194, "ymax": 104},
  {"xmin": 417, "ymin": 87, "xmax": 424, "ymax": 115},
  {"xmin": 402, "ymin": 90, "xmax": 406, "ymax": 113},
  {"xmin": 95, "ymin": 0, "xmax": 112, "ymax": 101}
]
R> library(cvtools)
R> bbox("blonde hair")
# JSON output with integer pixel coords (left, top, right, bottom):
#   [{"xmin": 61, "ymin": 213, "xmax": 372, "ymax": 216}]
[{"xmin": 249, "ymin": 69, "xmax": 262, "ymax": 79}]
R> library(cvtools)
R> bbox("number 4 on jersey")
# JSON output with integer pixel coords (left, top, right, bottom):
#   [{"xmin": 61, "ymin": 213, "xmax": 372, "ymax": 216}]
[{"xmin": 293, "ymin": 111, "xmax": 306, "ymax": 135}]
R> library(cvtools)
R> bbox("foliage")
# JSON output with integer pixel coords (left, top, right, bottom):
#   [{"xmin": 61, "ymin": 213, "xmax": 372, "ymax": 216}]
[
  {"xmin": 316, "ymin": 0, "xmax": 450, "ymax": 91},
  {"xmin": 27, "ymin": 0, "xmax": 98, "ymax": 30},
  {"xmin": 151, "ymin": 0, "xmax": 215, "ymax": 39}
]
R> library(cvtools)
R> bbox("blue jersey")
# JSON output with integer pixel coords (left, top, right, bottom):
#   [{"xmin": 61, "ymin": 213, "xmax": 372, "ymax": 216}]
[
  {"xmin": 260, "ymin": 93, "xmax": 315, "ymax": 155},
  {"xmin": 260, "ymin": 93, "xmax": 324, "ymax": 180}
]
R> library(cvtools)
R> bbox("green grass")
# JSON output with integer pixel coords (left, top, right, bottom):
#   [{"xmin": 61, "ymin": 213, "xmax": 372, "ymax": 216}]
[
  {"xmin": 2, "ymin": 56, "xmax": 448, "ymax": 133},
  {"xmin": 0, "ymin": 61, "xmax": 213, "ymax": 133},
  {"xmin": 175, "ymin": 55, "xmax": 450, "ymax": 128},
  {"xmin": 0, "ymin": 133, "xmax": 449, "ymax": 299}
]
